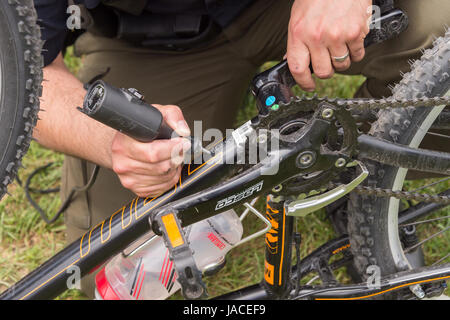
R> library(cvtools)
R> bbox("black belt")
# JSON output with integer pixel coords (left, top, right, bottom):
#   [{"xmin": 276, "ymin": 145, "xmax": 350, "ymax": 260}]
[
  {"xmin": 116, "ymin": 11, "xmax": 220, "ymax": 51},
  {"xmin": 73, "ymin": 0, "xmax": 255, "ymax": 51}
]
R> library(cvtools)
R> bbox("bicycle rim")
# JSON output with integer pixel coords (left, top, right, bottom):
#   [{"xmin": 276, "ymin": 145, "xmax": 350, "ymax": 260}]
[{"xmin": 387, "ymin": 100, "xmax": 449, "ymax": 273}]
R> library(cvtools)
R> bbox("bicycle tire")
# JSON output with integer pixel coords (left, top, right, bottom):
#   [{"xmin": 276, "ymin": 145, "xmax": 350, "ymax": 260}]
[
  {"xmin": 0, "ymin": 0, "xmax": 43, "ymax": 200},
  {"xmin": 347, "ymin": 31, "xmax": 450, "ymax": 299}
]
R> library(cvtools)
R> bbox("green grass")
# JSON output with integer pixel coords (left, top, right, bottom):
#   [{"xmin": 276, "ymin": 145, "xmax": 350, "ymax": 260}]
[{"xmin": 0, "ymin": 51, "xmax": 448, "ymax": 300}]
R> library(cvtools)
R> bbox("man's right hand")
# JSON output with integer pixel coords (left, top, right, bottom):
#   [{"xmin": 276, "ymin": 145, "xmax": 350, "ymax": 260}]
[
  {"xmin": 110, "ymin": 104, "xmax": 192, "ymax": 198},
  {"xmin": 287, "ymin": 0, "xmax": 372, "ymax": 91}
]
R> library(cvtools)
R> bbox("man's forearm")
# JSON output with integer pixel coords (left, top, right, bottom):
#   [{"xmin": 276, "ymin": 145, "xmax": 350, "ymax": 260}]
[{"xmin": 34, "ymin": 53, "xmax": 115, "ymax": 169}]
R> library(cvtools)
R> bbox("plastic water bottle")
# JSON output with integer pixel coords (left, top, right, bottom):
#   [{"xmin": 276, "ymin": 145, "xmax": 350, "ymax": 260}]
[{"xmin": 95, "ymin": 209, "xmax": 243, "ymax": 300}]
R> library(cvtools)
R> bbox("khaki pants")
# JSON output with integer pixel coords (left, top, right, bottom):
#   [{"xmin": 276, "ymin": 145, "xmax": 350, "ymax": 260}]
[{"xmin": 62, "ymin": 0, "xmax": 450, "ymax": 297}]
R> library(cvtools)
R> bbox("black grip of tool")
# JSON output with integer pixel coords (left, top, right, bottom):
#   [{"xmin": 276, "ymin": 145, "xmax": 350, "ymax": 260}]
[{"xmin": 79, "ymin": 80, "xmax": 177, "ymax": 142}]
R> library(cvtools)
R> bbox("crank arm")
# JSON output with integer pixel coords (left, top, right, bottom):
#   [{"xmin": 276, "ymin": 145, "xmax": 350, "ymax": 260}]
[
  {"xmin": 251, "ymin": 9, "xmax": 408, "ymax": 113},
  {"xmin": 285, "ymin": 161, "xmax": 368, "ymax": 217},
  {"xmin": 291, "ymin": 235, "xmax": 352, "ymax": 280},
  {"xmin": 150, "ymin": 107, "xmax": 341, "ymax": 231}
]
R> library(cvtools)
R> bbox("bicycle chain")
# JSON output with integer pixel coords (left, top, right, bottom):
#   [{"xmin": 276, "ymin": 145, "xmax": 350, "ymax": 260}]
[
  {"xmin": 328, "ymin": 182, "xmax": 450, "ymax": 205},
  {"xmin": 335, "ymin": 95, "xmax": 450, "ymax": 111},
  {"xmin": 277, "ymin": 94, "xmax": 450, "ymax": 204}
]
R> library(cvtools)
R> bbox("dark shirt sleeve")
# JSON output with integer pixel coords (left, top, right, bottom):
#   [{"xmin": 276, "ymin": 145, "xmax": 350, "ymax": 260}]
[{"xmin": 34, "ymin": 0, "xmax": 69, "ymax": 66}]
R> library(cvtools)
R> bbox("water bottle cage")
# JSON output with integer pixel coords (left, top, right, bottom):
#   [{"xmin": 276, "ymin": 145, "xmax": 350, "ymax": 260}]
[{"xmin": 151, "ymin": 208, "xmax": 208, "ymax": 300}]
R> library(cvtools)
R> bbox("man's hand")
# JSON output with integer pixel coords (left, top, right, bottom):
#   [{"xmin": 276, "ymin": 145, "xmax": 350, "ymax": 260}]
[
  {"xmin": 287, "ymin": 0, "xmax": 372, "ymax": 91},
  {"xmin": 111, "ymin": 104, "xmax": 191, "ymax": 198},
  {"xmin": 36, "ymin": 54, "xmax": 191, "ymax": 199}
]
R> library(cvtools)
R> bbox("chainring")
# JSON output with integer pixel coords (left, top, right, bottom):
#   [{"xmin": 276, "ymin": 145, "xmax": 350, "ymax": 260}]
[
  {"xmin": 252, "ymin": 95, "xmax": 359, "ymax": 197},
  {"xmin": 251, "ymin": 94, "xmax": 450, "ymax": 202}
]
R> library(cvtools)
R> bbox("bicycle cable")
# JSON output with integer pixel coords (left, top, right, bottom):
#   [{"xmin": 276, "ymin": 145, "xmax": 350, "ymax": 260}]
[{"xmin": 16, "ymin": 163, "xmax": 99, "ymax": 225}]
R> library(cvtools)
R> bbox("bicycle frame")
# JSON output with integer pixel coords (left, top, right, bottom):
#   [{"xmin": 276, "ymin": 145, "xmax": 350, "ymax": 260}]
[
  {"xmin": 0, "ymin": 100, "xmax": 340, "ymax": 299},
  {"xmin": 1, "ymin": 99, "xmax": 449, "ymax": 300},
  {"xmin": 216, "ymin": 262, "xmax": 450, "ymax": 300}
]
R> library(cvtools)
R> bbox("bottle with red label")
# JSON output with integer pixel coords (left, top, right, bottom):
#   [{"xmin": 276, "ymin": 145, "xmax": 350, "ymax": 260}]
[{"xmin": 95, "ymin": 209, "xmax": 243, "ymax": 300}]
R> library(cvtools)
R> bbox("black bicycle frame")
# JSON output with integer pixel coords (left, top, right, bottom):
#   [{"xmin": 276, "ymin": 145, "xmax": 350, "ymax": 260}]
[
  {"xmin": 0, "ymin": 97, "xmax": 340, "ymax": 299},
  {"xmin": 2, "ymin": 106, "xmax": 449, "ymax": 300},
  {"xmin": 215, "ymin": 262, "xmax": 450, "ymax": 300}
]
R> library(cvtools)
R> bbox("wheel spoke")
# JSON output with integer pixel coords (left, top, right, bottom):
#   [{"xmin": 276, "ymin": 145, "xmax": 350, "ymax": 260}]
[
  {"xmin": 399, "ymin": 215, "xmax": 450, "ymax": 228},
  {"xmin": 306, "ymin": 275, "xmax": 320, "ymax": 285},
  {"xmin": 432, "ymin": 252, "xmax": 450, "ymax": 266},
  {"xmin": 398, "ymin": 191, "xmax": 450, "ymax": 225},
  {"xmin": 426, "ymin": 131, "xmax": 450, "ymax": 139},
  {"xmin": 400, "ymin": 184, "xmax": 449, "ymax": 269},
  {"xmin": 409, "ymin": 178, "xmax": 450, "ymax": 193},
  {"xmin": 431, "ymin": 110, "xmax": 450, "ymax": 130},
  {"xmin": 403, "ymin": 225, "xmax": 450, "ymax": 253}
]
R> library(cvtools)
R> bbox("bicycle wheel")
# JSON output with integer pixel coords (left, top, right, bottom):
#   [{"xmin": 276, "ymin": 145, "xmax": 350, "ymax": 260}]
[
  {"xmin": 348, "ymin": 31, "xmax": 450, "ymax": 299},
  {"xmin": 0, "ymin": 0, "xmax": 43, "ymax": 200}
]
